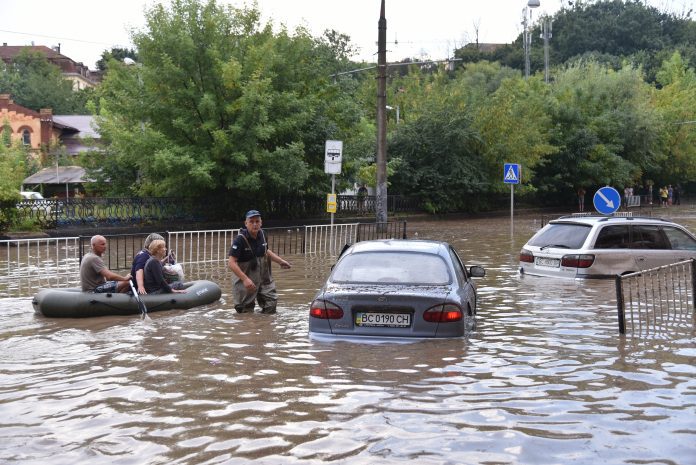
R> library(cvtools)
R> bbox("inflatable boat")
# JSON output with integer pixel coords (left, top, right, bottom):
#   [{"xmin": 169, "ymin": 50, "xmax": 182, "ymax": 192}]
[{"xmin": 32, "ymin": 280, "xmax": 222, "ymax": 318}]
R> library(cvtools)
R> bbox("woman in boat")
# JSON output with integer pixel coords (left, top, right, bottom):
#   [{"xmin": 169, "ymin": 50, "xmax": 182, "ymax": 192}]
[{"xmin": 143, "ymin": 239, "xmax": 186, "ymax": 295}]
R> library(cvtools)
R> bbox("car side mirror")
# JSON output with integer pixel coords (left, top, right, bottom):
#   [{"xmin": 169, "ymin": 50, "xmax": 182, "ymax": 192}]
[{"xmin": 469, "ymin": 265, "xmax": 486, "ymax": 278}]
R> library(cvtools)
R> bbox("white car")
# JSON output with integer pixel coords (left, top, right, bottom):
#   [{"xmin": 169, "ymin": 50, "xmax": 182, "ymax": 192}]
[
  {"xmin": 17, "ymin": 191, "xmax": 55, "ymax": 217},
  {"xmin": 519, "ymin": 215, "xmax": 696, "ymax": 278},
  {"xmin": 20, "ymin": 191, "xmax": 45, "ymax": 200}
]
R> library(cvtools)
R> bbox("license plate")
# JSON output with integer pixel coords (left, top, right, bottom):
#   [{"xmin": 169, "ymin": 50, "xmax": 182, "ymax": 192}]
[
  {"xmin": 355, "ymin": 312, "xmax": 411, "ymax": 328},
  {"xmin": 535, "ymin": 257, "xmax": 560, "ymax": 268}
]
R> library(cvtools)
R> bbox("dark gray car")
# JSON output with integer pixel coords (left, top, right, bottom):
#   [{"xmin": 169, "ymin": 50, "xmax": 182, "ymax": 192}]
[{"xmin": 309, "ymin": 240, "xmax": 485, "ymax": 339}]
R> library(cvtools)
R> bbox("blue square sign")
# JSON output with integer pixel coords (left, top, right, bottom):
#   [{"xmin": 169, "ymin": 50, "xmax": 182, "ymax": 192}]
[{"xmin": 503, "ymin": 163, "xmax": 520, "ymax": 184}]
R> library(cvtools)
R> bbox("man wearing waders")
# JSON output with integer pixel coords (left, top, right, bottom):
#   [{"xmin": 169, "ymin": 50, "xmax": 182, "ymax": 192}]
[{"xmin": 228, "ymin": 210, "xmax": 292, "ymax": 314}]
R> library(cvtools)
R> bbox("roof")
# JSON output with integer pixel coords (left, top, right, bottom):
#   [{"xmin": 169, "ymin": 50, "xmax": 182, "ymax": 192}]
[
  {"xmin": 22, "ymin": 166, "xmax": 95, "ymax": 185},
  {"xmin": 349, "ymin": 239, "xmax": 447, "ymax": 254},
  {"xmin": 551, "ymin": 215, "xmax": 672, "ymax": 226},
  {"xmin": 53, "ymin": 115, "xmax": 99, "ymax": 138}
]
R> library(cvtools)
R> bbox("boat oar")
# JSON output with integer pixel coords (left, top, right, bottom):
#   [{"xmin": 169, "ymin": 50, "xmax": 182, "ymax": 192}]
[{"xmin": 129, "ymin": 280, "xmax": 150, "ymax": 321}]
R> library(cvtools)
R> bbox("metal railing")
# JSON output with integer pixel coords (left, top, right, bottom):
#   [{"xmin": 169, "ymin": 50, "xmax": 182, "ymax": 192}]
[
  {"xmin": 0, "ymin": 222, "xmax": 409, "ymax": 284},
  {"xmin": 304, "ymin": 223, "xmax": 360, "ymax": 255},
  {"xmin": 615, "ymin": 259, "xmax": 696, "ymax": 335},
  {"xmin": 10, "ymin": 195, "xmax": 422, "ymax": 230},
  {"xmin": 78, "ymin": 233, "xmax": 167, "ymax": 271},
  {"xmin": 0, "ymin": 236, "xmax": 80, "ymax": 280},
  {"xmin": 168, "ymin": 229, "xmax": 237, "ymax": 266}
]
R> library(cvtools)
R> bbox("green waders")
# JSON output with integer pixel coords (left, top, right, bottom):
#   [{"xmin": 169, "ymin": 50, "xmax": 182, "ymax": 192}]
[{"xmin": 232, "ymin": 253, "xmax": 278, "ymax": 314}]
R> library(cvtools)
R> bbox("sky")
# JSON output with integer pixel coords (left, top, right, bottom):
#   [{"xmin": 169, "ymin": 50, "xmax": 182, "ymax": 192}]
[{"xmin": 1, "ymin": 0, "xmax": 693, "ymax": 69}]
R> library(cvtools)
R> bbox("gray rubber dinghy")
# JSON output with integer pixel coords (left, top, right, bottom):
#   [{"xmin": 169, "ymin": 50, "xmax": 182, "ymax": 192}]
[{"xmin": 33, "ymin": 280, "xmax": 222, "ymax": 318}]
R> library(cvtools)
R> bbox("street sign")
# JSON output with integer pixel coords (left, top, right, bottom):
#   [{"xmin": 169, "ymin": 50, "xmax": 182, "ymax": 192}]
[
  {"xmin": 324, "ymin": 140, "xmax": 343, "ymax": 174},
  {"xmin": 503, "ymin": 163, "xmax": 520, "ymax": 184},
  {"xmin": 593, "ymin": 186, "xmax": 621, "ymax": 215},
  {"xmin": 326, "ymin": 193, "xmax": 337, "ymax": 213}
]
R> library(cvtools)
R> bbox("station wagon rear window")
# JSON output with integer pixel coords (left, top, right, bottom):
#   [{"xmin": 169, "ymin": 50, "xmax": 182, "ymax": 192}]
[
  {"xmin": 527, "ymin": 223, "xmax": 592, "ymax": 249},
  {"xmin": 331, "ymin": 252, "xmax": 451, "ymax": 285}
]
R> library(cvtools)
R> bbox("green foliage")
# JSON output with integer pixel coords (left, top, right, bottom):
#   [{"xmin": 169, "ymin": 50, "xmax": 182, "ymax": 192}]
[
  {"xmin": 0, "ymin": 142, "xmax": 25, "ymax": 231},
  {"xmin": 652, "ymin": 51, "xmax": 696, "ymax": 185},
  {"xmin": 472, "ymin": 70, "xmax": 556, "ymax": 193},
  {"xmin": 535, "ymin": 60, "xmax": 661, "ymax": 195},
  {"xmin": 94, "ymin": 0, "xmax": 364, "ymax": 203},
  {"xmin": 388, "ymin": 105, "xmax": 487, "ymax": 213},
  {"xmin": 0, "ymin": 49, "xmax": 89, "ymax": 114},
  {"xmin": 96, "ymin": 48, "xmax": 138, "ymax": 71},
  {"xmin": 1, "ymin": 120, "xmax": 11, "ymax": 147},
  {"xmin": 456, "ymin": 1, "xmax": 696, "ymax": 85},
  {"xmin": 8, "ymin": 217, "xmax": 42, "ymax": 232}
]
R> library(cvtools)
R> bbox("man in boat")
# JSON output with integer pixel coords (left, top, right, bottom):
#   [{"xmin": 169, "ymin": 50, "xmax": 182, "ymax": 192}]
[
  {"xmin": 227, "ymin": 210, "xmax": 291, "ymax": 314},
  {"xmin": 80, "ymin": 235, "xmax": 132, "ymax": 293}
]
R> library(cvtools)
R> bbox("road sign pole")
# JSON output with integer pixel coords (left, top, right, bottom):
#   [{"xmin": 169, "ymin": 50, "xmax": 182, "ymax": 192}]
[
  {"xmin": 510, "ymin": 183, "xmax": 514, "ymax": 235},
  {"xmin": 330, "ymin": 174, "xmax": 335, "ymax": 254},
  {"xmin": 503, "ymin": 163, "xmax": 520, "ymax": 237}
]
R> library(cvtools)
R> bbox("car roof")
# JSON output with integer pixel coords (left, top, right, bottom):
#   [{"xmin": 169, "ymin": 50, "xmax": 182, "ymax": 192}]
[
  {"xmin": 549, "ymin": 215, "xmax": 675, "ymax": 227},
  {"xmin": 346, "ymin": 239, "xmax": 449, "ymax": 255},
  {"xmin": 20, "ymin": 191, "xmax": 43, "ymax": 198}
]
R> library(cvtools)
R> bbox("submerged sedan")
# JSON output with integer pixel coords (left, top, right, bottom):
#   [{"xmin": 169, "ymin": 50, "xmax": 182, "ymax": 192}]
[{"xmin": 309, "ymin": 239, "xmax": 485, "ymax": 339}]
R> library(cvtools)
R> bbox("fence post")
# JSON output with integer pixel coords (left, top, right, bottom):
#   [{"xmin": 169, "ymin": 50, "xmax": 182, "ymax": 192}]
[
  {"xmin": 615, "ymin": 274, "xmax": 626, "ymax": 335},
  {"xmin": 78, "ymin": 235, "xmax": 87, "ymax": 264},
  {"xmin": 692, "ymin": 259, "xmax": 696, "ymax": 313}
]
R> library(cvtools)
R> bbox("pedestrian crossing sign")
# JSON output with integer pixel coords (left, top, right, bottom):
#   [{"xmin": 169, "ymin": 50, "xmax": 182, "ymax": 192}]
[{"xmin": 503, "ymin": 163, "xmax": 520, "ymax": 184}]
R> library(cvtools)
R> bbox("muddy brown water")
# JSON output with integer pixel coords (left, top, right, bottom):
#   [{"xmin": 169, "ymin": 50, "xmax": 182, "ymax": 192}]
[{"xmin": 1, "ymin": 211, "xmax": 695, "ymax": 464}]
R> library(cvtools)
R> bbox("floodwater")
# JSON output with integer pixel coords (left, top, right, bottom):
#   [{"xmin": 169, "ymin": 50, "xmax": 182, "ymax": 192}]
[{"xmin": 1, "ymin": 211, "xmax": 695, "ymax": 465}]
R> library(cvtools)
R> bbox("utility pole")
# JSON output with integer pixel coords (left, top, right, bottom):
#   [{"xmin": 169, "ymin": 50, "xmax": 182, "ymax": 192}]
[
  {"xmin": 376, "ymin": 0, "xmax": 388, "ymax": 224},
  {"xmin": 541, "ymin": 18, "xmax": 552, "ymax": 83}
]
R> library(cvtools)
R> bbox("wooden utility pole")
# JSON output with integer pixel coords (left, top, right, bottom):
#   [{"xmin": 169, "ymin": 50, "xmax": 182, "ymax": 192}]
[{"xmin": 376, "ymin": 0, "xmax": 388, "ymax": 224}]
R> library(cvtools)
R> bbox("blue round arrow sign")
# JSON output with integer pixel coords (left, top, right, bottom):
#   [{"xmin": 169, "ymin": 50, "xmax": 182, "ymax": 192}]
[{"xmin": 593, "ymin": 186, "xmax": 621, "ymax": 215}]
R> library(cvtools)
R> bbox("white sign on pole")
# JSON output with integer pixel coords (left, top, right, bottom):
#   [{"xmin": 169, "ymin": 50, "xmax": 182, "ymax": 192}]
[{"xmin": 324, "ymin": 140, "xmax": 343, "ymax": 174}]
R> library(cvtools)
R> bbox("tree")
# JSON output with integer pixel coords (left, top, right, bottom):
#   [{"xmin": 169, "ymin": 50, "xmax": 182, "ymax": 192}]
[
  {"xmin": 94, "ymin": 0, "xmax": 364, "ymax": 207},
  {"xmin": 471, "ymin": 67, "xmax": 555, "ymax": 192},
  {"xmin": 534, "ymin": 60, "xmax": 662, "ymax": 199},
  {"xmin": 0, "ymin": 141, "xmax": 26, "ymax": 231},
  {"xmin": 0, "ymin": 49, "xmax": 89, "ymax": 114},
  {"xmin": 454, "ymin": 1, "xmax": 696, "ymax": 84},
  {"xmin": 652, "ymin": 51, "xmax": 696, "ymax": 185},
  {"xmin": 96, "ymin": 48, "xmax": 138, "ymax": 71}
]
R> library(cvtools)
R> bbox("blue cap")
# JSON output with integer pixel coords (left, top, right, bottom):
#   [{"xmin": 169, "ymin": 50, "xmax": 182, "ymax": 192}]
[{"xmin": 245, "ymin": 209, "xmax": 261, "ymax": 219}]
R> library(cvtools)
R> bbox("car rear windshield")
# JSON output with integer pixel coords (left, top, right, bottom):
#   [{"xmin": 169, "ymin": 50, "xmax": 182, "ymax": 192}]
[
  {"xmin": 527, "ymin": 223, "xmax": 592, "ymax": 249},
  {"xmin": 330, "ymin": 251, "xmax": 451, "ymax": 285}
]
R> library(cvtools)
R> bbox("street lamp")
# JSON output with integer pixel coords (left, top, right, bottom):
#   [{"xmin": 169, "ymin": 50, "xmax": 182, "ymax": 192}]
[
  {"xmin": 523, "ymin": 0, "xmax": 540, "ymax": 79},
  {"xmin": 386, "ymin": 105, "xmax": 400, "ymax": 124}
]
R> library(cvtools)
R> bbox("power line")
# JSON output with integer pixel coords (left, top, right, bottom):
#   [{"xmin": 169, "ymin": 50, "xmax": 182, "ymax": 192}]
[{"xmin": 0, "ymin": 29, "xmax": 122, "ymax": 47}]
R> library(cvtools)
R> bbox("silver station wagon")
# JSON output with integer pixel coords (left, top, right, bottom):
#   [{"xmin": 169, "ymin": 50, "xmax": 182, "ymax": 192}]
[
  {"xmin": 309, "ymin": 239, "xmax": 486, "ymax": 339},
  {"xmin": 519, "ymin": 215, "xmax": 696, "ymax": 278}
]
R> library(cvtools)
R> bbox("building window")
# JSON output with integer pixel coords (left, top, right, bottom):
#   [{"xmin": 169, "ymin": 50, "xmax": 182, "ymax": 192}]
[{"xmin": 22, "ymin": 129, "xmax": 31, "ymax": 146}]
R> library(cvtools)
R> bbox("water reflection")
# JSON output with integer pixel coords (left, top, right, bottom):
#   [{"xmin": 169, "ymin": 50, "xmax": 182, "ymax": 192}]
[{"xmin": 0, "ymin": 212, "xmax": 694, "ymax": 464}]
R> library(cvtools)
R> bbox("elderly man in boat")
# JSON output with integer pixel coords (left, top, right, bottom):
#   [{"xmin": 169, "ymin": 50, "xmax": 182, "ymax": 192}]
[{"xmin": 80, "ymin": 235, "xmax": 132, "ymax": 293}]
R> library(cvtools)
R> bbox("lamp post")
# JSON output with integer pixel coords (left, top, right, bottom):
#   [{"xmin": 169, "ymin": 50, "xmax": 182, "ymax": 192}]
[
  {"xmin": 386, "ymin": 105, "xmax": 400, "ymax": 124},
  {"xmin": 523, "ymin": 0, "xmax": 540, "ymax": 79}
]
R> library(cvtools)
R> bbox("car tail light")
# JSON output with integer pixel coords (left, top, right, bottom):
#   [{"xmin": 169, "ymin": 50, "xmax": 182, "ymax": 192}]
[
  {"xmin": 519, "ymin": 249, "xmax": 534, "ymax": 263},
  {"xmin": 309, "ymin": 300, "xmax": 344, "ymax": 319},
  {"xmin": 561, "ymin": 254, "xmax": 595, "ymax": 268},
  {"xmin": 423, "ymin": 304, "xmax": 462, "ymax": 322}
]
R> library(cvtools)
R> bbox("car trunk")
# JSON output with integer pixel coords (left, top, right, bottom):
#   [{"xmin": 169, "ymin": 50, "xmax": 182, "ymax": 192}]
[{"xmin": 326, "ymin": 286, "xmax": 457, "ymax": 338}]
